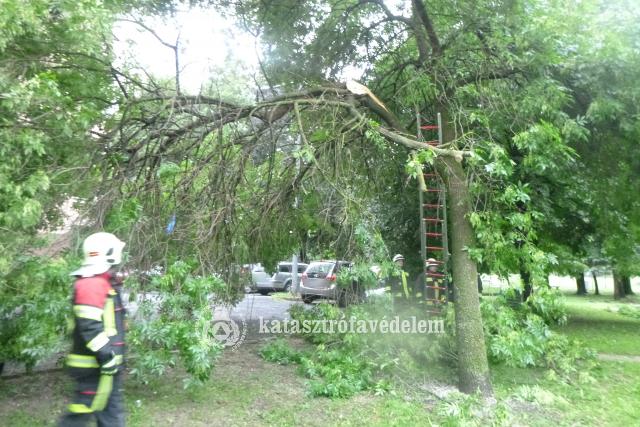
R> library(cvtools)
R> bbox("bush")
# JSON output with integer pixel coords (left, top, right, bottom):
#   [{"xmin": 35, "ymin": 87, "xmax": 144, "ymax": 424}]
[
  {"xmin": 525, "ymin": 286, "xmax": 568, "ymax": 325},
  {"xmin": 127, "ymin": 261, "xmax": 226, "ymax": 387},
  {"xmin": 617, "ymin": 305, "xmax": 640, "ymax": 320},
  {"xmin": 260, "ymin": 301, "xmax": 446, "ymax": 398},
  {"xmin": 0, "ymin": 256, "xmax": 72, "ymax": 370},
  {"xmin": 480, "ymin": 288, "xmax": 594, "ymax": 374},
  {"xmin": 259, "ymin": 339, "xmax": 302, "ymax": 365}
]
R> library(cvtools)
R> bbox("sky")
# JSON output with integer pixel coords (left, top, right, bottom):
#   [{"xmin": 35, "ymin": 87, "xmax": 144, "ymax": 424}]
[
  {"xmin": 113, "ymin": 5, "xmax": 366, "ymax": 95},
  {"xmin": 113, "ymin": 7, "xmax": 260, "ymax": 94}
]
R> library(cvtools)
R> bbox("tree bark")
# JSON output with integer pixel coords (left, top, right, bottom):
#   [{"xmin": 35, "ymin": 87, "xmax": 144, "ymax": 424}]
[
  {"xmin": 623, "ymin": 275, "xmax": 634, "ymax": 295},
  {"xmin": 576, "ymin": 273, "xmax": 587, "ymax": 295},
  {"xmin": 613, "ymin": 271, "xmax": 626, "ymax": 300},
  {"xmin": 438, "ymin": 110, "xmax": 492, "ymax": 396},
  {"xmin": 591, "ymin": 271, "xmax": 600, "ymax": 295}
]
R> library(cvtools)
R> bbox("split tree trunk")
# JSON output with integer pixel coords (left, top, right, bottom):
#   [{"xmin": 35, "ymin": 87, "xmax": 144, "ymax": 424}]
[
  {"xmin": 438, "ymin": 109, "xmax": 492, "ymax": 396},
  {"xmin": 591, "ymin": 271, "xmax": 600, "ymax": 295}
]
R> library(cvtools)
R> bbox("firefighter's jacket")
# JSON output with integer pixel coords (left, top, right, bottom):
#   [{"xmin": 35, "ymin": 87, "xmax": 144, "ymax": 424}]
[
  {"xmin": 66, "ymin": 272, "xmax": 126, "ymax": 372},
  {"xmin": 388, "ymin": 269, "xmax": 412, "ymax": 299}
]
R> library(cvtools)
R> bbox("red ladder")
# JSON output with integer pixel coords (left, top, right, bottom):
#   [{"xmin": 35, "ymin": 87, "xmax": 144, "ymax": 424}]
[{"xmin": 418, "ymin": 112, "xmax": 449, "ymax": 316}]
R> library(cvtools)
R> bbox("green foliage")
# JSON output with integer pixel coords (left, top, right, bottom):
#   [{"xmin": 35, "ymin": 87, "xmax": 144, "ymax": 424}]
[
  {"xmin": 525, "ymin": 286, "xmax": 568, "ymax": 325},
  {"xmin": 259, "ymin": 339, "xmax": 302, "ymax": 365},
  {"xmin": 617, "ymin": 305, "xmax": 640, "ymax": 320},
  {"xmin": 0, "ymin": 257, "xmax": 73, "ymax": 368},
  {"xmin": 261, "ymin": 302, "xmax": 385, "ymax": 398},
  {"xmin": 336, "ymin": 262, "xmax": 377, "ymax": 290},
  {"xmin": 262, "ymin": 300, "xmax": 451, "ymax": 398},
  {"xmin": 127, "ymin": 261, "xmax": 226, "ymax": 387},
  {"xmin": 480, "ymin": 289, "xmax": 595, "ymax": 374}
]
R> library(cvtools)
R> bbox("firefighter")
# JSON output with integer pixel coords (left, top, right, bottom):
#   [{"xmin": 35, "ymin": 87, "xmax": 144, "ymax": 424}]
[
  {"xmin": 59, "ymin": 232, "xmax": 127, "ymax": 427},
  {"xmin": 425, "ymin": 258, "xmax": 446, "ymax": 304},
  {"xmin": 389, "ymin": 254, "xmax": 412, "ymax": 308}
]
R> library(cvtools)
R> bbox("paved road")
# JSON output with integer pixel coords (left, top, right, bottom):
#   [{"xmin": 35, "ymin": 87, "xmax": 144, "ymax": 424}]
[{"xmin": 215, "ymin": 293, "xmax": 299, "ymax": 323}]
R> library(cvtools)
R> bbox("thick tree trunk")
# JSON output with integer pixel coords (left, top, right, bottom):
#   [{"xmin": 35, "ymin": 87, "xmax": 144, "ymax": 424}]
[
  {"xmin": 576, "ymin": 273, "xmax": 587, "ymax": 295},
  {"xmin": 442, "ymin": 158, "xmax": 492, "ymax": 395},
  {"xmin": 591, "ymin": 271, "xmax": 600, "ymax": 295},
  {"xmin": 623, "ymin": 275, "xmax": 634, "ymax": 295},
  {"xmin": 438, "ymin": 109, "xmax": 492, "ymax": 395},
  {"xmin": 613, "ymin": 271, "xmax": 626, "ymax": 300}
]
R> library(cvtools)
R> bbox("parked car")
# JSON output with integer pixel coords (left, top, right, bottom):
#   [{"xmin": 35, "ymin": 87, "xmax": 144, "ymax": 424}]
[
  {"xmin": 256, "ymin": 261, "xmax": 308, "ymax": 295},
  {"xmin": 299, "ymin": 260, "xmax": 362, "ymax": 307},
  {"xmin": 241, "ymin": 263, "xmax": 271, "ymax": 292}
]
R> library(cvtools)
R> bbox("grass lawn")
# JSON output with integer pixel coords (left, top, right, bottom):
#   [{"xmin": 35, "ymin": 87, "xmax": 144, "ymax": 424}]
[
  {"xmin": 1, "ymin": 294, "xmax": 639, "ymax": 426},
  {"xmin": 0, "ymin": 341, "xmax": 436, "ymax": 427},
  {"xmin": 558, "ymin": 293, "xmax": 640, "ymax": 356}
]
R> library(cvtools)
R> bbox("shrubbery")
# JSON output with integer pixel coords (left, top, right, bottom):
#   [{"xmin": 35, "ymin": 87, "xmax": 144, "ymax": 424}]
[
  {"xmin": 260, "ymin": 298, "xmax": 442, "ymax": 398},
  {"xmin": 260, "ymin": 286, "xmax": 596, "ymax": 399},
  {"xmin": 126, "ymin": 260, "xmax": 227, "ymax": 387},
  {"xmin": 479, "ymin": 288, "xmax": 595, "ymax": 374},
  {"xmin": 0, "ymin": 256, "xmax": 72, "ymax": 370}
]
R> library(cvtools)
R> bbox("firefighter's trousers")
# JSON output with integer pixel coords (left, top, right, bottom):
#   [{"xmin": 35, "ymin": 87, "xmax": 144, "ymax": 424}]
[{"xmin": 58, "ymin": 369, "xmax": 124, "ymax": 427}]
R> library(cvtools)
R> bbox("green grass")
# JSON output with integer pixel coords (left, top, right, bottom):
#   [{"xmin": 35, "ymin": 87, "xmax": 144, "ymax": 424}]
[
  {"xmin": 0, "ymin": 342, "xmax": 436, "ymax": 427},
  {"xmin": 486, "ymin": 293, "xmax": 640, "ymax": 426},
  {"xmin": 2, "ymin": 294, "xmax": 639, "ymax": 426},
  {"xmin": 558, "ymin": 294, "xmax": 640, "ymax": 356}
]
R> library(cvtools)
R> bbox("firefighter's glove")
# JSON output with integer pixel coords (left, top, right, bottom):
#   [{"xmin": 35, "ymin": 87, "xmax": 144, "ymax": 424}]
[{"xmin": 100, "ymin": 351, "xmax": 121, "ymax": 376}]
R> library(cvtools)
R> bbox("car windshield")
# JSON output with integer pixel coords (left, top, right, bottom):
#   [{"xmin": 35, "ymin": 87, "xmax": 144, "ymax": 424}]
[{"xmin": 305, "ymin": 262, "xmax": 334, "ymax": 278}]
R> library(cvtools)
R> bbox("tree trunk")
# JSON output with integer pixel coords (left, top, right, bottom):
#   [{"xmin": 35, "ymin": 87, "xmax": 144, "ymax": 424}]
[
  {"xmin": 576, "ymin": 273, "xmax": 587, "ymax": 295},
  {"xmin": 591, "ymin": 271, "xmax": 600, "ymax": 295},
  {"xmin": 438, "ymin": 110, "xmax": 492, "ymax": 395},
  {"xmin": 613, "ymin": 271, "xmax": 626, "ymax": 300},
  {"xmin": 623, "ymin": 275, "xmax": 634, "ymax": 295}
]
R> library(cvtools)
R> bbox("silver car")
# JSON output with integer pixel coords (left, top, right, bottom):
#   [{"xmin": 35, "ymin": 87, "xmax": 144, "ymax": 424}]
[
  {"xmin": 299, "ymin": 260, "xmax": 357, "ymax": 306},
  {"xmin": 242, "ymin": 263, "xmax": 271, "ymax": 292},
  {"xmin": 256, "ymin": 262, "xmax": 308, "ymax": 294}
]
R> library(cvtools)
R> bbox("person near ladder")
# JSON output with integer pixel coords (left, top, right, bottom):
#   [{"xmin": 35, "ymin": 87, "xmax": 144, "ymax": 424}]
[
  {"xmin": 425, "ymin": 258, "xmax": 446, "ymax": 304},
  {"xmin": 59, "ymin": 232, "xmax": 127, "ymax": 427},
  {"xmin": 389, "ymin": 254, "xmax": 413, "ymax": 307}
]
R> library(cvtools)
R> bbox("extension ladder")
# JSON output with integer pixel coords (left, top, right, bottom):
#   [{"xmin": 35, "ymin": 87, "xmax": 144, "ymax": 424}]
[{"xmin": 418, "ymin": 113, "xmax": 449, "ymax": 315}]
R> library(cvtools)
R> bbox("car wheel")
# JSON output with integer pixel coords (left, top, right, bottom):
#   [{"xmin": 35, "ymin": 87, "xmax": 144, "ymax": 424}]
[
  {"xmin": 258, "ymin": 290, "xmax": 270, "ymax": 296},
  {"xmin": 282, "ymin": 280, "xmax": 291, "ymax": 292},
  {"xmin": 301, "ymin": 295, "xmax": 314, "ymax": 304}
]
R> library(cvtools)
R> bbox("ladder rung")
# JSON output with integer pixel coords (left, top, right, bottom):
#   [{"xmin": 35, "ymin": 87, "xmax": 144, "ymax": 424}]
[
  {"xmin": 423, "ymin": 204, "xmax": 443, "ymax": 208},
  {"xmin": 425, "ymin": 188, "xmax": 442, "ymax": 192},
  {"xmin": 423, "ymin": 173, "xmax": 438, "ymax": 177},
  {"xmin": 423, "ymin": 218, "xmax": 443, "ymax": 222},
  {"xmin": 425, "ymin": 260, "xmax": 444, "ymax": 264},
  {"xmin": 426, "ymin": 246, "xmax": 444, "ymax": 250},
  {"xmin": 425, "ymin": 140, "xmax": 439, "ymax": 145},
  {"xmin": 425, "ymin": 286, "xmax": 447, "ymax": 290},
  {"xmin": 420, "ymin": 125, "xmax": 439, "ymax": 130},
  {"xmin": 427, "ymin": 272, "xmax": 445, "ymax": 277},
  {"xmin": 425, "ymin": 232, "xmax": 442, "ymax": 237}
]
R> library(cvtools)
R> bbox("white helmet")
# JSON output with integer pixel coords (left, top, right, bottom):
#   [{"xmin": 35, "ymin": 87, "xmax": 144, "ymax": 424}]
[
  {"xmin": 71, "ymin": 232, "xmax": 126, "ymax": 277},
  {"xmin": 426, "ymin": 258, "xmax": 438, "ymax": 267},
  {"xmin": 392, "ymin": 254, "xmax": 404, "ymax": 262}
]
